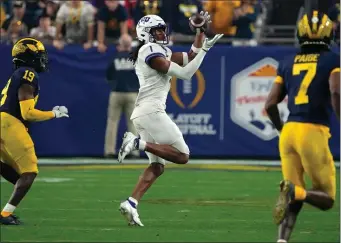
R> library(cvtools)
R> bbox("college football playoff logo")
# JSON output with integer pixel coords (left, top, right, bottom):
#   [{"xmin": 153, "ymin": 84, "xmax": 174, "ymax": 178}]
[{"xmin": 170, "ymin": 70, "xmax": 205, "ymax": 109}]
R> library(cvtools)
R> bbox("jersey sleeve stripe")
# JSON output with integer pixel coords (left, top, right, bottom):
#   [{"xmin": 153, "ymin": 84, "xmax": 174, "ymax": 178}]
[
  {"xmin": 145, "ymin": 53, "xmax": 166, "ymax": 65},
  {"xmin": 331, "ymin": 68, "xmax": 340, "ymax": 74},
  {"xmin": 274, "ymin": 76, "xmax": 283, "ymax": 84}
]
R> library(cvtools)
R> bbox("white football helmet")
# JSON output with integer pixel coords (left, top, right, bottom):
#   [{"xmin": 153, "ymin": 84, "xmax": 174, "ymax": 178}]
[{"xmin": 136, "ymin": 15, "xmax": 169, "ymax": 45}]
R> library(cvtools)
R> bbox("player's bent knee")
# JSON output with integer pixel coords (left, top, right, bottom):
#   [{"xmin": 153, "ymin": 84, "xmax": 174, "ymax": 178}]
[
  {"xmin": 150, "ymin": 163, "xmax": 165, "ymax": 177},
  {"xmin": 171, "ymin": 139, "xmax": 189, "ymax": 164},
  {"xmin": 178, "ymin": 153, "xmax": 189, "ymax": 164},
  {"xmin": 140, "ymin": 163, "xmax": 164, "ymax": 183},
  {"xmin": 16, "ymin": 153, "xmax": 39, "ymax": 175}
]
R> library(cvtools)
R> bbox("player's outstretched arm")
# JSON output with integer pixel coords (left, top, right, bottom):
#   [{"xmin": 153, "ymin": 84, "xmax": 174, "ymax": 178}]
[
  {"xmin": 18, "ymin": 84, "xmax": 69, "ymax": 122},
  {"xmin": 171, "ymin": 11, "xmax": 210, "ymax": 66},
  {"xmin": 170, "ymin": 32, "xmax": 205, "ymax": 66},
  {"xmin": 188, "ymin": 11, "xmax": 211, "ymax": 62},
  {"xmin": 329, "ymin": 69, "xmax": 340, "ymax": 120},
  {"xmin": 150, "ymin": 34, "xmax": 223, "ymax": 81},
  {"xmin": 265, "ymin": 81, "xmax": 287, "ymax": 132}
]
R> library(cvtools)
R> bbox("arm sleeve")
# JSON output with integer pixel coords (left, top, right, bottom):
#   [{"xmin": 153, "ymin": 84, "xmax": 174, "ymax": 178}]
[
  {"xmin": 167, "ymin": 49, "xmax": 207, "ymax": 81},
  {"xmin": 182, "ymin": 52, "xmax": 189, "ymax": 66},
  {"xmin": 20, "ymin": 99, "xmax": 55, "ymax": 122}
]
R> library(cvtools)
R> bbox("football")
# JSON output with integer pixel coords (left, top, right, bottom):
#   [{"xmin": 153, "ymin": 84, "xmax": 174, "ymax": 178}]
[{"xmin": 189, "ymin": 13, "xmax": 207, "ymax": 33}]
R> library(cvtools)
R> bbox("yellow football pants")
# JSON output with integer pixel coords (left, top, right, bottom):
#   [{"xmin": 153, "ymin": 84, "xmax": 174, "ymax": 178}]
[
  {"xmin": 0, "ymin": 112, "xmax": 38, "ymax": 174},
  {"xmin": 279, "ymin": 122, "xmax": 336, "ymax": 199}
]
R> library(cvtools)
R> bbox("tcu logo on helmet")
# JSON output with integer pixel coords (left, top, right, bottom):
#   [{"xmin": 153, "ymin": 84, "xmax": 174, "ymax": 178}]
[{"xmin": 139, "ymin": 17, "xmax": 150, "ymax": 24}]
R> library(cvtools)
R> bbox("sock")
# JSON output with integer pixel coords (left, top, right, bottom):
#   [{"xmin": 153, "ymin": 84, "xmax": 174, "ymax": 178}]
[
  {"xmin": 1, "ymin": 203, "xmax": 16, "ymax": 217},
  {"xmin": 277, "ymin": 240, "xmax": 287, "ymax": 243},
  {"xmin": 294, "ymin": 185, "xmax": 307, "ymax": 200},
  {"xmin": 128, "ymin": 197, "xmax": 138, "ymax": 209},
  {"xmin": 135, "ymin": 138, "xmax": 146, "ymax": 151}
]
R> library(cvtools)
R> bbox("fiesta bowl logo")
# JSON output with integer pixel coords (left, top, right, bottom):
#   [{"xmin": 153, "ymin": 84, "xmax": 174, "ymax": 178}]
[
  {"xmin": 230, "ymin": 58, "xmax": 289, "ymax": 141},
  {"xmin": 169, "ymin": 70, "xmax": 217, "ymax": 136},
  {"xmin": 170, "ymin": 70, "xmax": 205, "ymax": 109}
]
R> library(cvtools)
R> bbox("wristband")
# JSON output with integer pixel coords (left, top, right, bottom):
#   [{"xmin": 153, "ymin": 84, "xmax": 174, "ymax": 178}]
[{"xmin": 191, "ymin": 44, "xmax": 201, "ymax": 54}]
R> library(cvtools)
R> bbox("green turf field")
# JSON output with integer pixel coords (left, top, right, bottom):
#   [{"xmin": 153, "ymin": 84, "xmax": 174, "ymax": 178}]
[{"xmin": 0, "ymin": 164, "xmax": 339, "ymax": 242}]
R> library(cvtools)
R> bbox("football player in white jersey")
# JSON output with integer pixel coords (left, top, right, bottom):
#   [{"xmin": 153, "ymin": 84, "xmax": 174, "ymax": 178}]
[{"xmin": 117, "ymin": 13, "xmax": 223, "ymax": 226}]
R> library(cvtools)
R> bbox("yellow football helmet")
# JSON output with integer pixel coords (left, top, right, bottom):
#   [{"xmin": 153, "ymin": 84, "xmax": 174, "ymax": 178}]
[
  {"xmin": 12, "ymin": 37, "xmax": 48, "ymax": 72},
  {"xmin": 297, "ymin": 11, "xmax": 334, "ymax": 46}
]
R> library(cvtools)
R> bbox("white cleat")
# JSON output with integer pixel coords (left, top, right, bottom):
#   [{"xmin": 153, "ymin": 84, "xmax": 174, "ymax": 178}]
[
  {"xmin": 119, "ymin": 200, "xmax": 144, "ymax": 227},
  {"xmin": 118, "ymin": 132, "xmax": 138, "ymax": 163}
]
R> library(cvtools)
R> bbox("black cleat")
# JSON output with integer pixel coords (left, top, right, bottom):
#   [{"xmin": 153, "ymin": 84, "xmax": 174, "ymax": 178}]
[
  {"xmin": 0, "ymin": 214, "xmax": 21, "ymax": 225},
  {"xmin": 273, "ymin": 180, "xmax": 295, "ymax": 225}
]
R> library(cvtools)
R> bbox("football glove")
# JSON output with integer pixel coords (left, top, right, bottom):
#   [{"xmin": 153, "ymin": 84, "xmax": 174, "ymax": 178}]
[
  {"xmin": 202, "ymin": 34, "xmax": 224, "ymax": 52},
  {"xmin": 200, "ymin": 11, "xmax": 212, "ymax": 26},
  {"xmin": 52, "ymin": 106, "xmax": 69, "ymax": 118}
]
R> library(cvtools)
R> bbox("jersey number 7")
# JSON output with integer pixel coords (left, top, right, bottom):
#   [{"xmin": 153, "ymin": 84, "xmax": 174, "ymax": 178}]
[{"xmin": 293, "ymin": 63, "xmax": 317, "ymax": 105}]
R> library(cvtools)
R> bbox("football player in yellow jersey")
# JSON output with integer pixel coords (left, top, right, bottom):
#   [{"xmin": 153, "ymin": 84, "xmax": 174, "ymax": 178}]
[
  {"xmin": 0, "ymin": 37, "xmax": 69, "ymax": 225},
  {"xmin": 265, "ymin": 11, "xmax": 340, "ymax": 242}
]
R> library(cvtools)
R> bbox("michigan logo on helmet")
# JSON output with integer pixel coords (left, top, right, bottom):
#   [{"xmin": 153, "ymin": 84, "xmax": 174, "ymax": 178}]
[
  {"xmin": 297, "ymin": 11, "xmax": 334, "ymax": 46},
  {"xmin": 12, "ymin": 37, "xmax": 48, "ymax": 73}
]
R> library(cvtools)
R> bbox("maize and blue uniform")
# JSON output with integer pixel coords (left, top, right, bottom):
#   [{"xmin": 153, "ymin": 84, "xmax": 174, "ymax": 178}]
[
  {"xmin": 0, "ymin": 67, "xmax": 40, "ymax": 174},
  {"xmin": 275, "ymin": 50, "xmax": 339, "ymax": 199}
]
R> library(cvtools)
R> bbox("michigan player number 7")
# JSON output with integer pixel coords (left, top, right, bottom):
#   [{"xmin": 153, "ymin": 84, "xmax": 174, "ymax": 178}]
[
  {"xmin": 265, "ymin": 11, "xmax": 340, "ymax": 243},
  {"xmin": 293, "ymin": 63, "xmax": 317, "ymax": 105}
]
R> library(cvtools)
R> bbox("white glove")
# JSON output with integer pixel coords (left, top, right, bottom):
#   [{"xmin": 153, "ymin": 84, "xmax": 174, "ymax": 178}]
[
  {"xmin": 52, "ymin": 106, "xmax": 69, "ymax": 118},
  {"xmin": 202, "ymin": 34, "xmax": 224, "ymax": 52}
]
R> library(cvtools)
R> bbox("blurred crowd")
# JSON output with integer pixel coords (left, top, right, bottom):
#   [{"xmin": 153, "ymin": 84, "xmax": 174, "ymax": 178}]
[
  {"xmin": 0, "ymin": 0, "xmax": 340, "ymax": 51},
  {"xmin": 0, "ymin": 0, "xmax": 267, "ymax": 50}
]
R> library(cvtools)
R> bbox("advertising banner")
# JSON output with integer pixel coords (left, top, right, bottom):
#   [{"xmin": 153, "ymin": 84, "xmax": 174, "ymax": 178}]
[{"xmin": 0, "ymin": 44, "xmax": 339, "ymax": 159}]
